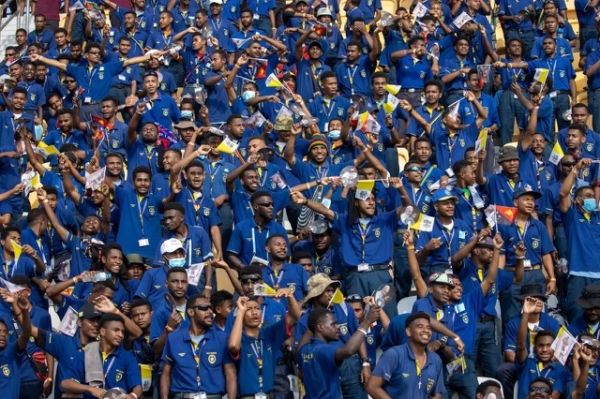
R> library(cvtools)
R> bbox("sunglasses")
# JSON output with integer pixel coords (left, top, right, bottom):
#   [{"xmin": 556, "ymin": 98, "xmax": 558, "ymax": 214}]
[
  {"xmin": 257, "ymin": 202, "xmax": 273, "ymax": 207},
  {"xmin": 190, "ymin": 304, "xmax": 213, "ymax": 311},
  {"xmin": 561, "ymin": 162, "xmax": 575, "ymax": 167},
  {"xmin": 405, "ymin": 167, "xmax": 422, "ymax": 173}
]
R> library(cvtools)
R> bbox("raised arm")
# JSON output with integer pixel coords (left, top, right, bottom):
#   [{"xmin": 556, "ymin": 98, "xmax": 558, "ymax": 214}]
[
  {"xmin": 560, "ymin": 158, "xmax": 591, "ymax": 212},
  {"xmin": 30, "ymin": 54, "xmax": 67, "ymax": 72},
  {"xmin": 481, "ymin": 234, "xmax": 502, "ymax": 295},
  {"xmin": 37, "ymin": 188, "xmax": 69, "ymax": 242},
  {"xmin": 405, "ymin": 231, "xmax": 428, "ymax": 297},
  {"xmin": 290, "ymin": 190, "xmax": 335, "ymax": 220},
  {"xmin": 516, "ymin": 298, "xmax": 537, "ymax": 363}
]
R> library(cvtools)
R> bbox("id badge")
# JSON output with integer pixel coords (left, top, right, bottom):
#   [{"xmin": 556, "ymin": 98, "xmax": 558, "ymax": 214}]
[
  {"xmin": 138, "ymin": 238, "xmax": 150, "ymax": 247},
  {"xmin": 523, "ymin": 259, "xmax": 532, "ymax": 270},
  {"xmin": 255, "ymin": 393, "xmax": 268, "ymax": 399},
  {"xmin": 357, "ymin": 263, "xmax": 370, "ymax": 272},
  {"xmin": 253, "ymin": 13, "xmax": 260, "ymax": 20},
  {"xmin": 549, "ymin": 91, "xmax": 557, "ymax": 99},
  {"xmin": 84, "ymin": 96, "xmax": 92, "ymax": 104},
  {"xmin": 192, "ymin": 393, "xmax": 207, "ymax": 399}
]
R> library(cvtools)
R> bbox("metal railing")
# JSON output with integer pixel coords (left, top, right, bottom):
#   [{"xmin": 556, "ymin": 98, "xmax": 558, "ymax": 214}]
[{"xmin": 0, "ymin": 0, "xmax": 31, "ymax": 41}]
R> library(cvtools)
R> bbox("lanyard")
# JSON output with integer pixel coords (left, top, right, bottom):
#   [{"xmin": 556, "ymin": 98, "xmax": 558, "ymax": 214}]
[
  {"xmin": 137, "ymin": 196, "xmax": 148, "ymax": 236},
  {"xmin": 536, "ymin": 362, "xmax": 551, "ymax": 378},
  {"xmin": 411, "ymin": 187, "xmax": 425, "ymax": 209},
  {"xmin": 103, "ymin": 356, "xmax": 116, "ymax": 384},
  {"xmin": 190, "ymin": 338, "xmax": 207, "ymax": 391},
  {"xmin": 87, "ymin": 65, "xmax": 97, "ymax": 88},
  {"xmin": 358, "ymin": 221, "xmax": 371, "ymax": 262},
  {"xmin": 547, "ymin": 58, "xmax": 557, "ymax": 85},
  {"xmin": 321, "ymin": 98, "xmax": 336, "ymax": 120},
  {"xmin": 440, "ymin": 224, "xmax": 455, "ymax": 266},
  {"xmin": 207, "ymin": 162, "xmax": 221, "ymax": 185},
  {"xmin": 250, "ymin": 339, "xmax": 264, "ymax": 391},
  {"xmin": 210, "ymin": 18, "xmax": 221, "ymax": 31},
  {"xmin": 415, "ymin": 358, "xmax": 423, "ymax": 391},
  {"xmin": 516, "ymin": 221, "xmax": 529, "ymax": 241},
  {"xmin": 347, "ymin": 64, "xmax": 358, "ymax": 95},
  {"xmin": 269, "ymin": 269, "xmax": 284, "ymax": 289},
  {"xmin": 251, "ymin": 228, "xmax": 269, "ymax": 256}
]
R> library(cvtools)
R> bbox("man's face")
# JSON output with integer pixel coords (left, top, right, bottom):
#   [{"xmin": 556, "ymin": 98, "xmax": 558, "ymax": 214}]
[
  {"xmin": 248, "ymin": 43, "xmax": 262, "ymax": 58},
  {"xmin": 11, "ymin": 92, "xmax": 25, "ymax": 111},
  {"xmin": 558, "ymin": 156, "xmax": 575, "ymax": 177},
  {"xmin": 23, "ymin": 64, "xmax": 35, "ymax": 80},
  {"xmin": 4, "ymin": 49, "xmax": 16, "ymax": 60},
  {"xmin": 101, "ymin": 321, "xmax": 125, "ymax": 347},
  {"xmin": 527, "ymin": 381, "xmax": 551, "ymax": 399},
  {"xmin": 319, "ymin": 313, "xmax": 340, "ymax": 341},
  {"xmin": 241, "ymin": 276, "xmax": 260, "ymax": 297},
  {"xmin": 162, "ymin": 150, "xmax": 180, "ymax": 172},
  {"xmin": 133, "ymin": 172, "xmax": 151, "ymax": 195},
  {"xmin": 266, "ymin": 236, "xmax": 288, "ymax": 261},
  {"xmin": 35, "ymin": 65, "xmax": 47, "ymax": 81},
  {"xmin": 103, "ymin": 249, "xmax": 123, "ymax": 274},
  {"xmin": 86, "ymin": 47, "xmax": 102, "ymax": 63},
  {"xmin": 310, "ymin": 144, "xmax": 328, "ymax": 164},
  {"xmin": 544, "ymin": 17, "xmax": 557, "ymax": 33},
  {"xmin": 186, "ymin": 165, "xmax": 205, "ymax": 190},
  {"xmin": 534, "ymin": 335, "xmax": 554, "ymax": 363},
  {"xmin": 372, "ymin": 77, "xmax": 386, "ymax": 97},
  {"xmin": 215, "ymin": 299, "xmax": 233, "ymax": 319},
  {"xmin": 346, "ymin": 45, "xmax": 360, "ymax": 61},
  {"xmin": 105, "ymin": 156, "xmax": 123, "ymax": 177},
  {"xmin": 162, "ymin": 209, "xmax": 184, "ymax": 232},
  {"xmin": 429, "ymin": 283, "xmax": 451, "ymax": 303},
  {"xmin": 48, "ymin": 95, "xmax": 64, "ymax": 111},
  {"xmin": 34, "ymin": 17, "xmax": 46, "ymax": 31},
  {"xmin": 143, "ymin": 76, "xmax": 158, "ymax": 94},
  {"xmin": 308, "ymin": 44, "xmax": 323, "ymax": 60},
  {"xmin": 16, "ymin": 31, "xmax": 26, "ymax": 45},
  {"xmin": 55, "ymin": 32, "xmax": 67, "ymax": 46},
  {"xmin": 414, "ymin": 141, "xmax": 432, "ymax": 162},
  {"xmin": 501, "ymin": 159, "xmax": 519, "ymax": 175},
  {"xmin": 572, "ymin": 107, "xmax": 589, "ymax": 125},
  {"xmin": 424, "ymin": 86, "xmax": 441, "ymax": 106},
  {"xmin": 124, "ymin": 13, "xmax": 136, "ymax": 28},
  {"xmin": 566, "ymin": 129, "xmax": 585, "ymax": 150},
  {"xmin": 130, "ymin": 305, "xmax": 152, "ymax": 329},
  {"xmin": 159, "ymin": 13, "xmax": 173, "ymax": 29},
  {"xmin": 71, "ymin": 45, "xmax": 83, "ymax": 59},
  {"xmin": 81, "ymin": 216, "xmax": 100, "ymax": 235},
  {"xmin": 188, "ymin": 298, "xmax": 214, "ymax": 328},
  {"xmin": 253, "ymin": 195, "xmax": 274, "ymax": 220},
  {"xmin": 514, "ymin": 194, "xmax": 537, "ymax": 215},
  {"xmin": 167, "ymin": 271, "xmax": 188, "ymax": 298},
  {"xmin": 240, "ymin": 11, "xmax": 253, "ymax": 27},
  {"xmin": 406, "ymin": 317, "xmax": 433, "ymax": 345},
  {"xmin": 80, "ymin": 318, "xmax": 100, "ymax": 340},
  {"xmin": 1, "ymin": 231, "xmax": 21, "ymax": 255},
  {"xmin": 241, "ymin": 170, "xmax": 259, "ymax": 191},
  {"xmin": 141, "ymin": 123, "xmax": 158, "ymax": 143},
  {"xmin": 434, "ymin": 198, "xmax": 456, "ymax": 217},
  {"xmin": 9, "ymin": 63, "xmax": 22, "ymax": 80},
  {"xmin": 455, "ymin": 40, "xmax": 469, "ymax": 56},
  {"xmin": 312, "ymin": 232, "xmax": 331, "ymax": 251},
  {"xmin": 100, "ymin": 100, "xmax": 117, "ymax": 119},
  {"xmin": 356, "ymin": 193, "xmax": 376, "ymax": 217},
  {"xmin": 542, "ymin": 38, "xmax": 555, "ymax": 55},
  {"xmin": 210, "ymin": 53, "xmax": 225, "ymax": 71},
  {"xmin": 118, "ymin": 41, "xmax": 132, "ymax": 55},
  {"xmin": 0, "ymin": 322, "xmax": 7, "ymax": 349},
  {"xmin": 243, "ymin": 300, "xmax": 262, "ymax": 328},
  {"xmin": 57, "ymin": 113, "xmax": 73, "ymax": 132},
  {"xmin": 322, "ymin": 77, "xmax": 338, "ymax": 96},
  {"xmin": 209, "ymin": 2, "xmax": 222, "ymax": 16},
  {"xmin": 350, "ymin": 301, "xmax": 364, "ymax": 322},
  {"xmin": 531, "ymin": 134, "xmax": 545, "ymax": 156}
]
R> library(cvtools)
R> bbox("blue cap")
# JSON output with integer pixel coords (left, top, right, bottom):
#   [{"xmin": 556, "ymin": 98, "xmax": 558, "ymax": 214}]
[
  {"xmin": 431, "ymin": 189, "xmax": 457, "ymax": 203},
  {"xmin": 513, "ymin": 184, "xmax": 541, "ymax": 200}
]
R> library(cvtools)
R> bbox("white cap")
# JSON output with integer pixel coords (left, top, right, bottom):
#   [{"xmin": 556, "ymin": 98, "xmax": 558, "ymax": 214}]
[
  {"xmin": 209, "ymin": 0, "xmax": 223, "ymax": 4},
  {"xmin": 317, "ymin": 7, "xmax": 332, "ymax": 17},
  {"xmin": 160, "ymin": 238, "xmax": 184, "ymax": 255}
]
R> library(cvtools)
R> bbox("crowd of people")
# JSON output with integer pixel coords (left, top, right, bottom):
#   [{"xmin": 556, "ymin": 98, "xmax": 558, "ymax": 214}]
[{"xmin": 2, "ymin": 0, "xmax": 600, "ymax": 398}]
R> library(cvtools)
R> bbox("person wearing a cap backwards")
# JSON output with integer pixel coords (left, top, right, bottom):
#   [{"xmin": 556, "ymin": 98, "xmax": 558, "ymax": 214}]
[
  {"xmin": 569, "ymin": 284, "xmax": 600, "ymax": 339},
  {"xmin": 294, "ymin": 273, "xmax": 369, "ymax": 399},
  {"xmin": 291, "ymin": 176, "xmax": 406, "ymax": 316},
  {"xmin": 559, "ymin": 158, "xmax": 600, "ymax": 321},
  {"xmin": 498, "ymin": 185, "xmax": 555, "ymax": 325},
  {"xmin": 0, "ymin": 290, "xmax": 31, "ymax": 399},
  {"xmin": 514, "ymin": 299, "xmax": 570, "ymax": 399},
  {"xmin": 294, "ymin": 29, "xmax": 331, "ymax": 101},
  {"xmin": 299, "ymin": 303, "xmax": 381, "ymax": 399},
  {"xmin": 415, "ymin": 189, "xmax": 490, "ymax": 278},
  {"xmin": 366, "ymin": 312, "xmax": 447, "ymax": 399},
  {"xmin": 160, "ymin": 293, "xmax": 237, "ymax": 399},
  {"xmin": 476, "ymin": 145, "xmax": 525, "ymax": 207},
  {"xmin": 496, "ymin": 284, "xmax": 561, "ymax": 399}
]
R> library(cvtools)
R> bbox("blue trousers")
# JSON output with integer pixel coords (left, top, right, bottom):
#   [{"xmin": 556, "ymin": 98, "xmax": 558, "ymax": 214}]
[
  {"xmin": 340, "ymin": 354, "xmax": 367, "ymax": 399},
  {"xmin": 345, "ymin": 268, "xmax": 397, "ymax": 318},
  {"xmin": 496, "ymin": 362, "xmax": 518, "ymax": 399},
  {"xmin": 588, "ymin": 88, "xmax": 600, "ymax": 134},
  {"xmin": 551, "ymin": 93, "xmax": 571, "ymax": 131},
  {"xmin": 392, "ymin": 230, "xmax": 411, "ymax": 299},
  {"xmin": 474, "ymin": 319, "xmax": 501, "ymax": 377},
  {"xmin": 580, "ymin": 25, "xmax": 598, "ymax": 52},
  {"xmin": 445, "ymin": 356, "xmax": 478, "ymax": 399},
  {"xmin": 498, "ymin": 89, "xmax": 527, "ymax": 145}
]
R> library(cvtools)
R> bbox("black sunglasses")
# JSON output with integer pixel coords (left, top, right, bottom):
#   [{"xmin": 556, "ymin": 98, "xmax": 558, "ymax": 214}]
[
  {"xmin": 257, "ymin": 202, "xmax": 274, "ymax": 207},
  {"xmin": 190, "ymin": 304, "xmax": 213, "ymax": 311}
]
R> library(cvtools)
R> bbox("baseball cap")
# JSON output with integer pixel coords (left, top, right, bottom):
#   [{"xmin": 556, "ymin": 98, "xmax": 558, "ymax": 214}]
[
  {"xmin": 160, "ymin": 238, "xmax": 184, "ymax": 255},
  {"xmin": 431, "ymin": 189, "xmax": 457, "ymax": 203}
]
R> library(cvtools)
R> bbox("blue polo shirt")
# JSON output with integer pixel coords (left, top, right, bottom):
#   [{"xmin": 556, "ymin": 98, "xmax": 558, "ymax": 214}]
[
  {"xmin": 586, "ymin": 50, "xmax": 600, "ymax": 90},
  {"xmin": 562, "ymin": 205, "xmax": 600, "ymax": 277},
  {"xmin": 38, "ymin": 330, "xmax": 86, "ymax": 398},
  {"xmin": 503, "ymin": 313, "xmax": 561, "ymax": 354},
  {"xmin": 114, "ymin": 185, "xmax": 163, "ymax": 258},
  {"xmin": 332, "ymin": 210, "xmax": 398, "ymax": 267},
  {"xmin": 294, "ymin": 303, "xmax": 357, "ymax": 345},
  {"xmin": 13, "ymin": 254, "xmax": 46, "ymax": 309},
  {"xmin": 497, "ymin": 0, "xmax": 534, "ymax": 30},
  {"xmin": 518, "ymin": 145, "xmax": 549, "ymax": 191},
  {"xmin": 430, "ymin": 123, "xmax": 478, "ymax": 171},
  {"xmin": 0, "ymin": 339, "xmax": 20, "ymax": 399},
  {"xmin": 246, "ymin": 0, "xmax": 275, "ymax": 17},
  {"xmin": 62, "ymin": 234, "xmax": 94, "ymax": 279},
  {"xmin": 160, "ymin": 226, "xmax": 214, "ymax": 266},
  {"xmin": 98, "ymin": 121, "xmax": 129, "ymax": 161},
  {"xmin": 395, "ymin": 55, "xmax": 433, "ymax": 89},
  {"xmin": 140, "ymin": 94, "xmax": 181, "ymax": 130},
  {"xmin": 73, "ymin": 276, "xmax": 131, "ymax": 306},
  {"xmin": 517, "ymin": 358, "xmax": 570, "ymax": 398},
  {"xmin": 162, "ymin": 327, "xmax": 231, "ymax": 394},
  {"xmin": 134, "ymin": 267, "xmax": 169, "ymax": 307},
  {"xmin": 201, "ymin": 158, "xmax": 235, "ymax": 200},
  {"xmin": 335, "ymin": 56, "xmax": 374, "ymax": 97},
  {"xmin": 175, "ymin": 188, "xmax": 221, "ymax": 230},
  {"xmin": 297, "ymin": 60, "xmax": 330, "ymax": 101},
  {"xmin": 261, "ymin": 263, "xmax": 309, "ymax": 302},
  {"xmin": 16, "ymin": 81, "xmax": 46, "ymax": 112},
  {"xmin": 497, "ymin": 60, "xmax": 529, "ymax": 90},
  {"xmin": 531, "ymin": 37, "xmax": 573, "ymax": 61},
  {"xmin": 372, "ymin": 344, "xmax": 446, "ymax": 399},
  {"xmin": 528, "ymin": 56, "xmax": 575, "ymax": 92},
  {"xmin": 125, "ymin": 140, "xmax": 161, "ymax": 179},
  {"xmin": 458, "ymin": 258, "xmax": 513, "ymax": 318},
  {"xmin": 204, "ymin": 70, "xmax": 232, "ymax": 124},
  {"xmin": 412, "ymin": 295, "xmax": 454, "ymax": 343},
  {"xmin": 416, "ymin": 218, "xmax": 474, "ymax": 271},
  {"xmin": 230, "ymin": 187, "xmax": 289, "ymax": 225},
  {"xmin": 235, "ymin": 320, "xmax": 287, "ymax": 396},
  {"xmin": 308, "ymin": 96, "xmax": 351, "ymax": 132},
  {"xmin": 226, "ymin": 219, "xmax": 288, "ymax": 266},
  {"xmin": 483, "ymin": 173, "xmax": 523, "ymax": 207},
  {"xmin": 449, "ymin": 187, "xmax": 484, "ymax": 231},
  {"xmin": 498, "ymin": 217, "xmax": 554, "ymax": 267},
  {"xmin": 567, "ymin": 315, "xmax": 600, "ymax": 338},
  {"xmin": 62, "ymin": 345, "xmax": 141, "ymax": 397},
  {"xmin": 298, "ymin": 338, "xmax": 344, "ymax": 399},
  {"xmin": 150, "ymin": 299, "xmax": 190, "ymax": 341},
  {"xmin": 450, "ymin": 288, "xmax": 485, "ymax": 356},
  {"xmin": 66, "ymin": 61, "xmax": 125, "ymax": 102},
  {"xmin": 439, "ymin": 55, "xmax": 475, "ymax": 91},
  {"xmin": 557, "ymin": 127, "xmax": 600, "ymax": 157}
]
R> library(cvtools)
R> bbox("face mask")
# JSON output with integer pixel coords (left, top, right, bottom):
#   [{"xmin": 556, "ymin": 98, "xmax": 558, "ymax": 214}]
[
  {"xmin": 583, "ymin": 198, "xmax": 597, "ymax": 212},
  {"xmin": 241, "ymin": 90, "xmax": 256, "ymax": 102},
  {"xmin": 181, "ymin": 110, "xmax": 193, "ymax": 119},
  {"xmin": 34, "ymin": 124, "xmax": 44, "ymax": 141},
  {"xmin": 168, "ymin": 257, "xmax": 186, "ymax": 268},
  {"xmin": 483, "ymin": 394, "xmax": 497, "ymax": 399},
  {"xmin": 328, "ymin": 129, "xmax": 341, "ymax": 140}
]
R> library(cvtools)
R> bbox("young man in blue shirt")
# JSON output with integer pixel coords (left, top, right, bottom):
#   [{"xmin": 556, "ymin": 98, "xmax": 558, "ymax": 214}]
[
  {"xmin": 262, "ymin": 234, "xmax": 309, "ymax": 304},
  {"xmin": 476, "ymin": 145, "xmax": 523, "ymax": 207},
  {"xmin": 299, "ymin": 304, "xmax": 381, "ymax": 399},
  {"xmin": 367, "ymin": 312, "xmax": 446, "ymax": 399},
  {"xmin": 160, "ymin": 293, "xmax": 237, "ymax": 399}
]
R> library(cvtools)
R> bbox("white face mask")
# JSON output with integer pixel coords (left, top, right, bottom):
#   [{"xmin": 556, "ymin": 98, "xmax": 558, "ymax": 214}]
[
  {"xmin": 241, "ymin": 90, "xmax": 256, "ymax": 102},
  {"xmin": 484, "ymin": 393, "xmax": 498, "ymax": 399}
]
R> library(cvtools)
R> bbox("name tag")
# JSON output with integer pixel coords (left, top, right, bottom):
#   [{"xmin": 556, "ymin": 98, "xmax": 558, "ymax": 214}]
[
  {"xmin": 357, "ymin": 263, "xmax": 370, "ymax": 272},
  {"xmin": 255, "ymin": 393, "xmax": 267, "ymax": 399},
  {"xmin": 193, "ymin": 393, "xmax": 207, "ymax": 399},
  {"xmin": 523, "ymin": 259, "xmax": 532, "ymax": 269},
  {"xmin": 549, "ymin": 91, "xmax": 557, "ymax": 98},
  {"xmin": 458, "ymin": 231, "xmax": 466, "ymax": 240},
  {"xmin": 138, "ymin": 238, "xmax": 150, "ymax": 247}
]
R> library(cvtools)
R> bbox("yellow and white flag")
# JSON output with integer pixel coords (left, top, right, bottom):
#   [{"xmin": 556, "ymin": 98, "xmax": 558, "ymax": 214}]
[
  {"xmin": 475, "ymin": 129, "xmax": 488, "ymax": 154},
  {"xmin": 355, "ymin": 180, "xmax": 375, "ymax": 200},
  {"xmin": 410, "ymin": 213, "xmax": 435, "ymax": 232},
  {"xmin": 265, "ymin": 73, "xmax": 283, "ymax": 88},
  {"xmin": 216, "ymin": 136, "xmax": 239, "ymax": 155},
  {"xmin": 383, "ymin": 94, "xmax": 400, "ymax": 114},
  {"xmin": 254, "ymin": 283, "xmax": 277, "ymax": 297},
  {"xmin": 330, "ymin": 288, "xmax": 345, "ymax": 305},
  {"xmin": 534, "ymin": 68, "xmax": 549, "ymax": 85},
  {"xmin": 10, "ymin": 239, "xmax": 22, "ymax": 260},
  {"xmin": 384, "ymin": 84, "xmax": 401, "ymax": 96},
  {"xmin": 37, "ymin": 141, "xmax": 60, "ymax": 156},
  {"xmin": 548, "ymin": 141, "xmax": 564, "ymax": 165}
]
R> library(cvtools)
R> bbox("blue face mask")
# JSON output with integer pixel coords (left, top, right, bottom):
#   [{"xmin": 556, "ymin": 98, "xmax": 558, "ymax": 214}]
[
  {"xmin": 241, "ymin": 90, "xmax": 256, "ymax": 103},
  {"xmin": 583, "ymin": 198, "xmax": 597, "ymax": 212},
  {"xmin": 328, "ymin": 129, "xmax": 341, "ymax": 140},
  {"xmin": 168, "ymin": 257, "xmax": 186, "ymax": 268}
]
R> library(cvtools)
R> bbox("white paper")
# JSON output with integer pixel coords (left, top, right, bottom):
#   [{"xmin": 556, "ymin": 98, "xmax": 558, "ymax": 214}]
[
  {"xmin": 187, "ymin": 263, "xmax": 205, "ymax": 286},
  {"xmin": 551, "ymin": 329, "xmax": 577, "ymax": 365},
  {"xmin": 59, "ymin": 306, "xmax": 79, "ymax": 337},
  {"xmin": 85, "ymin": 166, "xmax": 106, "ymax": 191}
]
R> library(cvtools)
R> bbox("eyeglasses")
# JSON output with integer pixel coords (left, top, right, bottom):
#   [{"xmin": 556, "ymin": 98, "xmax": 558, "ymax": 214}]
[
  {"xmin": 406, "ymin": 167, "xmax": 422, "ymax": 173},
  {"xmin": 561, "ymin": 162, "xmax": 575, "ymax": 167},
  {"xmin": 528, "ymin": 385, "xmax": 551, "ymax": 394},
  {"xmin": 346, "ymin": 294, "xmax": 363, "ymax": 301},
  {"xmin": 257, "ymin": 202, "xmax": 273, "ymax": 207},
  {"xmin": 190, "ymin": 304, "xmax": 213, "ymax": 311}
]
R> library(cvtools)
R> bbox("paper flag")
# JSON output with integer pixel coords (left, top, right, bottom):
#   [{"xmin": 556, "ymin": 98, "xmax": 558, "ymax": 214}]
[
  {"xmin": 383, "ymin": 94, "xmax": 400, "ymax": 114},
  {"xmin": 10, "ymin": 239, "xmax": 22, "ymax": 260},
  {"xmin": 534, "ymin": 68, "xmax": 549, "ymax": 85},
  {"xmin": 231, "ymin": 37, "xmax": 253, "ymax": 49},
  {"xmin": 409, "ymin": 213, "xmax": 435, "ymax": 232},
  {"xmin": 329, "ymin": 288, "xmax": 345, "ymax": 305},
  {"xmin": 140, "ymin": 364, "xmax": 152, "ymax": 392},
  {"xmin": 355, "ymin": 180, "xmax": 375, "ymax": 200},
  {"xmin": 452, "ymin": 11, "xmax": 472, "ymax": 29},
  {"xmin": 384, "ymin": 84, "xmax": 401, "ymax": 96},
  {"xmin": 549, "ymin": 141, "xmax": 564, "ymax": 165},
  {"xmin": 59, "ymin": 306, "xmax": 79, "ymax": 336},
  {"xmin": 29, "ymin": 191, "xmax": 39, "ymax": 209},
  {"xmin": 266, "ymin": 73, "xmax": 283, "ymax": 88},
  {"xmin": 37, "ymin": 141, "xmax": 60, "ymax": 156},
  {"xmin": 413, "ymin": 2, "xmax": 428, "ymax": 18},
  {"xmin": 85, "ymin": 166, "xmax": 106, "ymax": 191},
  {"xmin": 475, "ymin": 129, "xmax": 488, "ymax": 154},
  {"xmin": 0, "ymin": 276, "xmax": 23, "ymax": 293},
  {"xmin": 484, "ymin": 204, "xmax": 517, "ymax": 228},
  {"xmin": 215, "ymin": 136, "xmax": 239, "ymax": 155},
  {"xmin": 551, "ymin": 328, "xmax": 577, "ymax": 365},
  {"xmin": 358, "ymin": 112, "xmax": 381, "ymax": 134},
  {"xmin": 270, "ymin": 171, "xmax": 288, "ymax": 190},
  {"xmin": 254, "ymin": 283, "xmax": 277, "ymax": 297},
  {"xmin": 244, "ymin": 111, "xmax": 267, "ymax": 128},
  {"xmin": 187, "ymin": 263, "xmax": 205, "ymax": 286}
]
